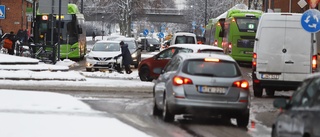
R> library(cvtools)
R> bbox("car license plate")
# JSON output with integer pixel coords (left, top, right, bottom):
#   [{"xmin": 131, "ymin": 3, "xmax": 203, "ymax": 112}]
[
  {"xmin": 261, "ymin": 74, "xmax": 280, "ymax": 79},
  {"xmin": 198, "ymin": 86, "xmax": 226, "ymax": 94},
  {"xmin": 97, "ymin": 62, "xmax": 109, "ymax": 65}
]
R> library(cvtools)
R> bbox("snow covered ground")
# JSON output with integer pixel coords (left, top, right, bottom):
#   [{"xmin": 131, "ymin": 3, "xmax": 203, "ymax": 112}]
[{"xmin": 0, "ymin": 90, "xmax": 150, "ymax": 137}]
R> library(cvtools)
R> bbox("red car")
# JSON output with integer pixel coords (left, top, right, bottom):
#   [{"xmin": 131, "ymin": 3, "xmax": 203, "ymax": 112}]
[{"xmin": 138, "ymin": 44, "xmax": 224, "ymax": 81}]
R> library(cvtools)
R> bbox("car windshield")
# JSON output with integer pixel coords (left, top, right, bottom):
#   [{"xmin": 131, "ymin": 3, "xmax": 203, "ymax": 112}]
[
  {"xmin": 92, "ymin": 43, "xmax": 120, "ymax": 52},
  {"xmin": 175, "ymin": 36, "xmax": 195, "ymax": 44},
  {"xmin": 182, "ymin": 59, "xmax": 240, "ymax": 77},
  {"xmin": 123, "ymin": 41, "xmax": 137, "ymax": 49},
  {"xmin": 147, "ymin": 38, "xmax": 160, "ymax": 44}
]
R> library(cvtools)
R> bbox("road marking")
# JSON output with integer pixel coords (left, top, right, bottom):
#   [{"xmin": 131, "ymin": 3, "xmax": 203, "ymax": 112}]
[{"xmin": 118, "ymin": 113, "xmax": 150, "ymax": 128}]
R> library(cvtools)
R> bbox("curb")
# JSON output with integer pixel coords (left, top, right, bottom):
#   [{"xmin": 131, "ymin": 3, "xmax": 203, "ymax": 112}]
[{"xmin": 0, "ymin": 84, "xmax": 153, "ymax": 93}]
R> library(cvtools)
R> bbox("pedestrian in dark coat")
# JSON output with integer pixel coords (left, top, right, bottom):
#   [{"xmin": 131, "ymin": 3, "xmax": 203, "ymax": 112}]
[{"xmin": 114, "ymin": 41, "xmax": 133, "ymax": 74}]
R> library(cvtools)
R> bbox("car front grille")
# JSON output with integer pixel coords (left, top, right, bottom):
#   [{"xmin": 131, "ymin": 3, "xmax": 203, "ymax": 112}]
[{"xmin": 93, "ymin": 57, "xmax": 112, "ymax": 61}]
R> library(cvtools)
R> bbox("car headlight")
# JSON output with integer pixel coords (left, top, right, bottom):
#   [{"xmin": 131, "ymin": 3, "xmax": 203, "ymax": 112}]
[
  {"xmin": 86, "ymin": 56, "xmax": 94, "ymax": 59},
  {"xmin": 131, "ymin": 52, "xmax": 137, "ymax": 58},
  {"xmin": 150, "ymin": 44, "xmax": 154, "ymax": 47}
]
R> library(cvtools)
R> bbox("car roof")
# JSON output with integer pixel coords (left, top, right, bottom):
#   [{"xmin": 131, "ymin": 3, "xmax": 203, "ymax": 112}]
[
  {"xmin": 176, "ymin": 52, "xmax": 236, "ymax": 62},
  {"xmin": 170, "ymin": 44, "xmax": 223, "ymax": 51},
  {"xmin": 114, "ymin": 37, "xmax": 135, "ymax": 41},
  {"xmin": 173, "ymin": 32, "xmax": 196, "ymax": 36},
  {"xmin": 95, "ymin": 40, "xmax": 120, "ymax": 44}
]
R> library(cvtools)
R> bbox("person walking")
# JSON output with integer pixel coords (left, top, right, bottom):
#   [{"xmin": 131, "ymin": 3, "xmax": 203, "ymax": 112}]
[
  {"xmin": 92, "ymin": 31, "xmax": 96, "ymax": 41},
  {"xmin": 114, "ymin": 41, "xmax": 133, "ymax": 74}
]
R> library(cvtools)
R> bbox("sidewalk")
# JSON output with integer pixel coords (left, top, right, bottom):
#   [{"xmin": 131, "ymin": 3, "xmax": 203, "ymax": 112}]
[{"xmin": 0, "ymin": 53, "xmax": 154, "ymax": 92}]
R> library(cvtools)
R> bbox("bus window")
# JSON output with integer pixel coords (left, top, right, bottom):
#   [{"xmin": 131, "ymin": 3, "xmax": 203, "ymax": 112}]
[{"xmin": 235, "ymin": 18, "xmax": 259, "ymax": 32}]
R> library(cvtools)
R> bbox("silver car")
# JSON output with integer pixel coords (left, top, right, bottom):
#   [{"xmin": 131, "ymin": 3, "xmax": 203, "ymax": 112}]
[{"xmin": 153, "ymin": 53, "xmax": 250, "ymax": 127}]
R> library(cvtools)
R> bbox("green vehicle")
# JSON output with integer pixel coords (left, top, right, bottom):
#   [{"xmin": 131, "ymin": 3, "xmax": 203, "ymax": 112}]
[
  {"xmin": 221, "ymin": 9, "xmax": 262, "ymax": 62},
  {"xmin": 33, "ymin": 4, "xmax": 86, "ymax": 60},
  {"xmin": 205, "ymin": 17, "xmax": 225, "ymax": 48}
]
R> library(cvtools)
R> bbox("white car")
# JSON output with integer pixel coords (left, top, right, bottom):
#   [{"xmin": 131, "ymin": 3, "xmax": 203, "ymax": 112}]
[{"xmin": 85, "ymin": 40, "xmax": 122, "ymax": 72}]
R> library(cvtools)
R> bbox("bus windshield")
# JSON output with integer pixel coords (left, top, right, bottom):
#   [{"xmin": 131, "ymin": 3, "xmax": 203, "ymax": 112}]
[{"xmin": 235, "ymin": 18, "xmax": 259, "ymax": 32}]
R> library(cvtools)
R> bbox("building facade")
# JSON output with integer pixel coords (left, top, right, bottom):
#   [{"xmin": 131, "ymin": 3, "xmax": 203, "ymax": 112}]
[{"xmin": 0, "ymin": 0, "xmax": 32, "ymax": 34}]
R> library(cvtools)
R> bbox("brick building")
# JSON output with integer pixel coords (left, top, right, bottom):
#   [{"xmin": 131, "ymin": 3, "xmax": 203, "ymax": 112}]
[
  {"xmin": 0, "ymin": 0, "xmax": 32, "ymax": 34},
  {"xmin": 261, "ymin": 0, "xmax": 319, "ymax": 13}
]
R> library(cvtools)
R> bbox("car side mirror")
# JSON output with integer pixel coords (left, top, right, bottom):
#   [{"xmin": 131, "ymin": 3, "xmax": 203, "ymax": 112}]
[
  {"xmin": 166, "ymin": 41, "xmax": 170, "ymax": 46},
  {"xmin": 273, "ymin": 98, "xmax": 288, "ymax": 109}
]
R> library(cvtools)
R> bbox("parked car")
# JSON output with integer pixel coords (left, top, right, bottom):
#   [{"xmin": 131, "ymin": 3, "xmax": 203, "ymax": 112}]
[
  {"xmin": 152, "ymin": 53, "xmax": 250, "ymax": 127},
  {"xmin": 85, "ymin": 40, "xmax": 122, "ymax": 71},
  {"xmin": 137, "ymin": 37, "xmax": 161, "ymax": 52},
  {"xmin": 272, "ymin": 73, "xmax": 320, "ymax": 137},
  {"xmin": 252, "ymin": 13, "xmax": 318, "ymax": 97},
  {"xmin": 138, "ymin": 44, "xmax": 224, "ymax": 81},
  {"xmin": 114, "ymin": 37, "xmax": 142, "ymax": 68}
]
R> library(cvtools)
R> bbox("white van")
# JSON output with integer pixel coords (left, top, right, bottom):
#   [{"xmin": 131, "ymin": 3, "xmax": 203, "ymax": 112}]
[
  {"xmin": 252, "ymin": 13, "xmax": 318, "ymax": 97},
  {"xmin": 169, "ymin": 32, "xmax": 197, "ymax": 46}
]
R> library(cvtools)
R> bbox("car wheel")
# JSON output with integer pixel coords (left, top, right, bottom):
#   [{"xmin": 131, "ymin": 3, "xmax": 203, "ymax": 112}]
[
  {"xmin": 162, "ymin": 96, "xmax": 174, "ymax": 122},
  {"xmin": 253, "ymin": 83, "xmax": 263, "ymax": 97},
  {"xmin": 86, "ymin": 68, "xmax": 92, "ymax": 72},
  {"xmin": 139, "ymin": 66, "xmax": 152, "ymax": 81},
  {"xmin": 153, "ymin": 98, "xmax": 162, "ymax": 116},
  {"xmin": 236, "ymin": 110, "xmax": 249, "ymax": 128},
  {"xmin": 146, "ymin": 46, "xmax": 151, "ymax": 52},
  {"xmin": 266, "ymin": 88, "xmax": 275, "ymax": 97}
]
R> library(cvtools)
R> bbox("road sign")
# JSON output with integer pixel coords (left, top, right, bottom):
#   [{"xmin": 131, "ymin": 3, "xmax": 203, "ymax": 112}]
[
  {"xmin": 158, "ymin": 32, "xmax": 164, "ymax": 38},
  {"xmin": 0, "ymin": 5, "xmax": 5, "ymax": 19},
  {"xmin": 150, "ymin": 29, "xmax": 154, "ymax": 33},
  {"xmin": 301, "ymin": 9, "xmax": 320, "ymax": 33},
  {"xmin": 143, "ymin": 29, "xmax": 149, "ymax": 36},
  {"xmin": 298, "ymin": 0, "xmax": 308, "ymax": 8}
]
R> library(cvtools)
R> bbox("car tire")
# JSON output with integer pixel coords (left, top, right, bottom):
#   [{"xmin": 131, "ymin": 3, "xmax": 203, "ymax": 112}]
[
  {"xmin": 146, "ymin": 46, "xmax": 151, "ymax": 52},
  {"xmin": 162, "ymin": 96, "xmax": 174, "ymax": 122},
  {"xmin": 153, "ymin": 98, "xmax": 162, "ymax": 116},
  {"xmin": 139, "ymin": 66, "xmax": 152, "ymax": 81},
  {"xmin": 253, "ymin": 84, "xmax": 263, "ymax": 97},
  {"xmin": 86, "ymin": 68, "xmax": 92, "ymax": 72},
  {"xmin": 236, "ymin": 110, "xmax": 249, "ymax": 128},
  {"xmin": 266, "ymin": 88, "xmax": 275, "ymax": 97}
]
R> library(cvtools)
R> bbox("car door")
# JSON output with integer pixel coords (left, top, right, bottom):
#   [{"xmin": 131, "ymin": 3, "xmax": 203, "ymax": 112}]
[
  {"xmin": 276, "ymin": 78, "xmax": 312, "ymax": 136},
  {"xmin": 155, "ymin": 56, "xmax": 181, "ymax": 108},
  {"xmin": 291, "ymin": 77, "xmax": 320, "ymax": 136}
]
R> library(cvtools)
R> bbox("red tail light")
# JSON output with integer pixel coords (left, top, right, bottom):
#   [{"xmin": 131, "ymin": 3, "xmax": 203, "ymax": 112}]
[
  {"xmin": 233, "ymin": 80, "xmax": 249, "ymax": 89},
  {"xmin": 312, "ymin": 55, "xmax": 317, "ymax": 72},
  {"xmin": 173, "ymin": 76, "xmax": 193, "ymax": 86},
  {"xmin": 214, "ymin": 40, "xmax": 218, "ymax": 46},
  {"xmin": 252, "ymin": 53, "xmax": 257, "ymax": 71},
  {"xmin": 228, "ymin": 43, "xmax": 232, "ymax": 49}
]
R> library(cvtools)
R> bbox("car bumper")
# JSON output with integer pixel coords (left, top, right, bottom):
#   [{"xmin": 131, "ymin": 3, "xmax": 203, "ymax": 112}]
[
  {"xmin": 86, "ymin": 58, "xmax": 120, "ymax": 69},
  {"xmin": 167, "ymin": 97, "xmax": 249, "ymax": 116},
  {"xmin": 252, "ymin": 72, "xmax": 301, "ymax": 90}
]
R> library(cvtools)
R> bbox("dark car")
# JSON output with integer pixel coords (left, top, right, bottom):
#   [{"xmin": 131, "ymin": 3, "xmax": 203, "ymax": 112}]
[
  {"xmin": 138, "ymin": 37, "xmax": 161, "ymax": 52},
  {"xmin": 138, "ymin": 44, "xmax": 224, "ymax": 81},
  {"xmin": 114, "ymin": 37, "xmax": 142, "ymax": 68},
  {"xmin": 272, "ymin": 73, "xmax": 320, "ymax": 137}
]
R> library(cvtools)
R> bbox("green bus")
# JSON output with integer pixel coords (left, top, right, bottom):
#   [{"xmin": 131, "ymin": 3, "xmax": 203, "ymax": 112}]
[
  {"xmin": 222, "ymin": 9, "xmax": 262, "ymax": 62},
  {"xmin": 33, "ymin": 4, "xmax": 86, "ymax": 60},
  {"xmin": 205, "ymin": 17, "xmax": 225, "ymax": 48}
]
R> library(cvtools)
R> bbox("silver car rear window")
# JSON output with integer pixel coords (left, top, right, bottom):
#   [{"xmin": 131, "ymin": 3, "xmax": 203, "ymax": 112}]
[{"xmin": 182, "ymin": 60, "xmax": 240, "ymax": 77}]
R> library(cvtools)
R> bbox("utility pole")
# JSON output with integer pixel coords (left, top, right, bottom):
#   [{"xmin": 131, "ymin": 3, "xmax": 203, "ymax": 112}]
[{"xmin": 205, "ymin": 0, "xmax": 207, "ymax": 26}]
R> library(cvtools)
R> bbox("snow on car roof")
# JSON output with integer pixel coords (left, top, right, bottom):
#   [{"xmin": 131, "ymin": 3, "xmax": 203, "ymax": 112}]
[
  {"xmin": 170, "ymin": 44, "xmax": 223, "ymax": 51},
  {"xmin": 177, "ymin": 52, "xmax": 235, "ymax": 62}
]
